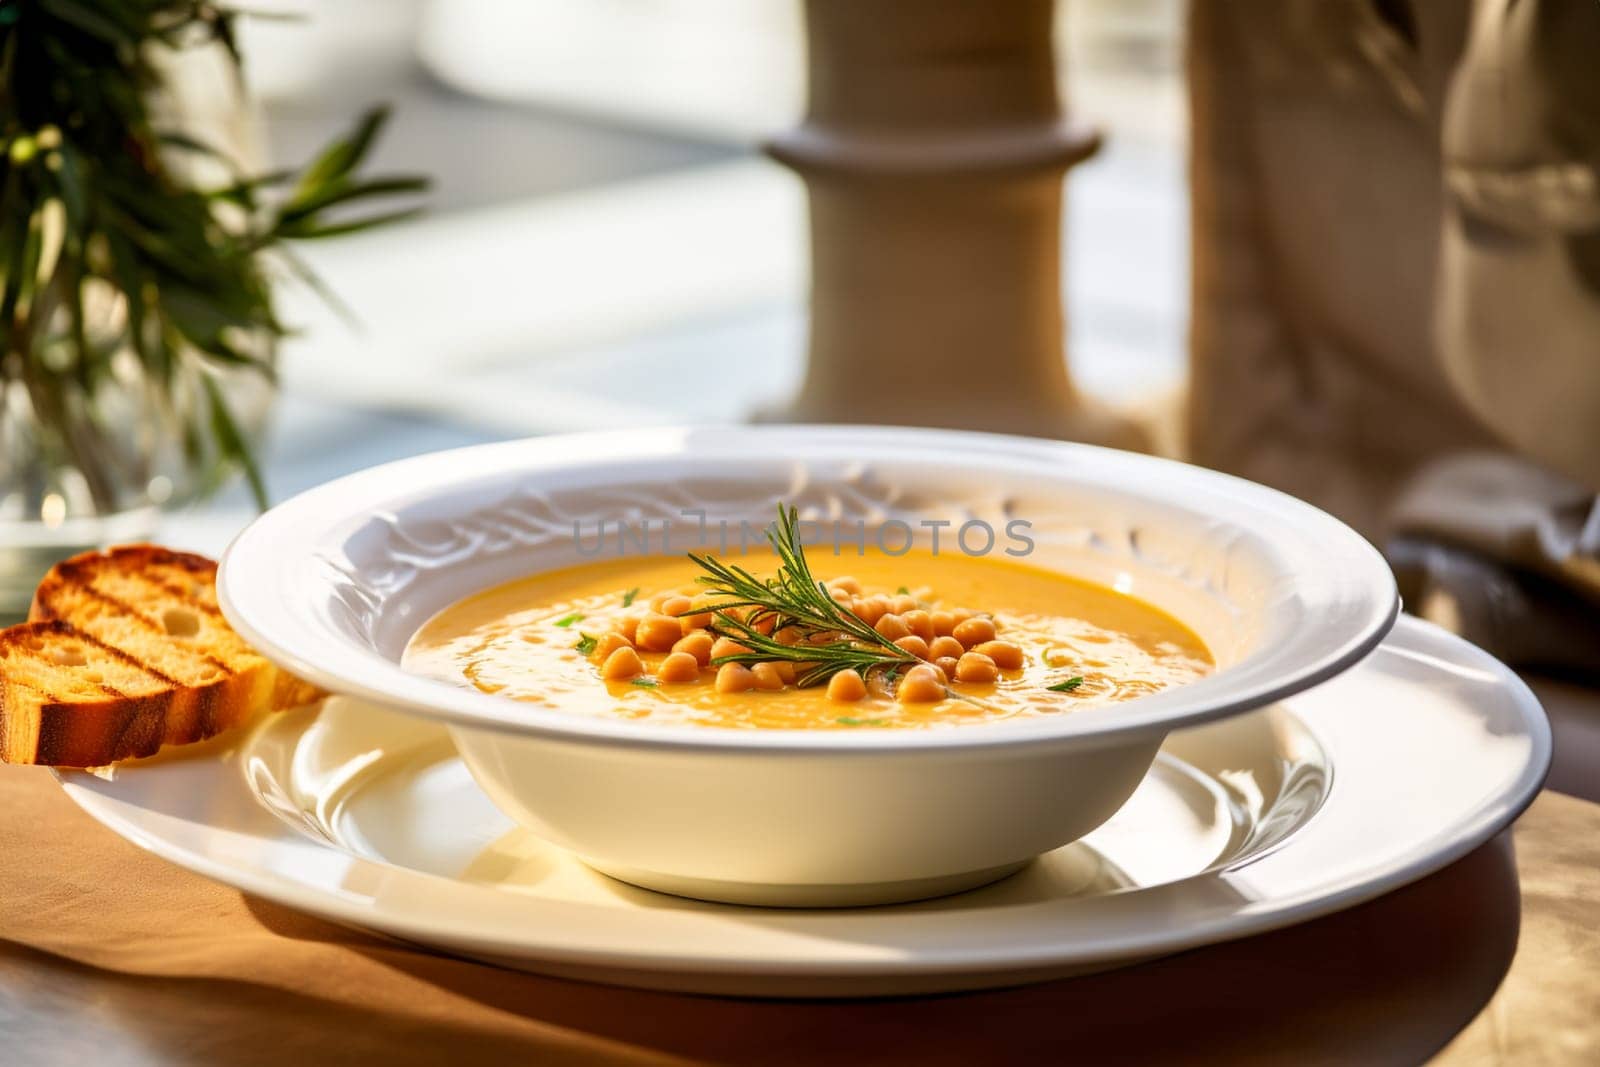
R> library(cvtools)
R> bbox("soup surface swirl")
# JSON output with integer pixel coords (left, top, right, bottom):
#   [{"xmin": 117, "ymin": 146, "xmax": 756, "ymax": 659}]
[{"xmin": 404, "ymin": 551, "xmax": 1213, "ymax": 730}]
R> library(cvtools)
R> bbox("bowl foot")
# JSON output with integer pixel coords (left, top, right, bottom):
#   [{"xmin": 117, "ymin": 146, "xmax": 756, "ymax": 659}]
[{"xmin": 580, "ymin": 857, "xmax": 1033, "ymax": 908}]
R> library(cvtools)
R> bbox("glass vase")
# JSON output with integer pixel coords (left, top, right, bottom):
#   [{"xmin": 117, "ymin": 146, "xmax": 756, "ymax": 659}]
[{"xmin": 0, "ymin": 42, "xmax": 273, "ymax": 618}]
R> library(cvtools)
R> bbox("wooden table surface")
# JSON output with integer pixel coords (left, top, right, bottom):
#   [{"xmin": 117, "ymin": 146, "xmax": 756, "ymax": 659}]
[{"xmin": 1, "ymin": 763, "xmax": 1597, "ymax": 1066}]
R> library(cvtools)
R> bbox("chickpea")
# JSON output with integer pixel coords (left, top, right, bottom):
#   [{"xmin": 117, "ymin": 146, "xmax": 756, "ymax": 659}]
[
  {"xmin": 601, "ymin": 646, "xmax": 644, "ymax": 680},
  {"xmin": 773, "ymin": 626, "xmax": 804, "ymax": 646},
  {"xmin": 751, "ymin": 614, "xmax": 777, "ymax": 636},
  {"xmin": 591, "ymin": 632, "xmax": 632, "ymax": 661},
  {"xmin": 751, "ymin": 662, "xmax": 787, "ymax": 690},
  {"xmin": 828, "ymin": 576, "xmax": 862, "ymax": 595},
  {"xmin": 893, "ymin": 635, "xmax": 930, "ymax": 660},
  {"xmin": 974, "ymin": 640, "xmax": 1023, "ymax": 670},
  {"xmin": 672, "ymin": 631, "xmax": 715, "ymax": 666},
  {"xmin": 930, "ymin": 611, "xmax": 957, "ymax": 637},
  {"xmin": 711, "ymin": 636, "xmax": 751, "ymax": 661},
  {"xmin": 875, "ymin": 613, "xmax": 910, "ymax": 641},
  {"xmin": 827, "ymin": 669, "xmax": 867, "ymax": 702},
  {"xmin": 928, "ymin": 636, "xmax": 965, "ymax": 661},
  {"xmin": 716, "ymin": 663, "xmax": 756, "ymax": 693},
  {"xmin": 853, "ymin": 596, "xmax": 890, "ymax": 626},
  {"xmin": 657, "ymin": 651, "xmax": 701, "ymax": 684},
  {"xmin": 949, "ymin": 608, "xmax": 975, "ymax": 625},
  {"xmin": 774, "ymin": 661, "xmax": 797, "ymax": 684},
  {"xmin": 955, "ymin": 652, "xmax": 1000, "ymax": 683},
  {"xmin": 659, "ymin": 595, "xmax": 693, "ymax": 618},
  {"xmin": 934, "ymin": 655, "xmax": 961, "ymax": 678},
  {"xmin": 637, "ymin": 613, "xmax": 684, "ymax": 652},
  {"xmin": 901, "ymin": 609, "xmax": 935, "ymax": 641},
  {"xmin": 952, "ymin": 616, "xmax": 998, "ymax": 649},
  {"xmin": 615, "ymin": 614, "xmax": 642, "ymax": 643},
  {"xmin": 829, "ymin": 587, "xmax": 853, "ymax": 605},
  {"xmin": 891, "ymin": 594, "xmax": 918, "ymax": 614},
  {"xmin": 896, "ymin": 664, "xmax": 945, "ymax": 703},
  {"xmin": 924, "ymin": 661, "xmax": 949, "ymax": 685},
  {"xmin": 680, "ymin": 611, "xmax": 714, "ymax": 632}
]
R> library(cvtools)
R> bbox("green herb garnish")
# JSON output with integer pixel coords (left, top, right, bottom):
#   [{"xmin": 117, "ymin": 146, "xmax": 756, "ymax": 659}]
[
  {"xmin": 622, "ymin": 588, "xmax": 640, "ymax": 607},
  {"xmin": 574, "ymin": 633, "xmax": 598, "ymax": 655},
  {"xmin": 630, "ymin": 677, "xmax": 658, "ymax": 688},
  {"xmin": 896, "ymin": 586, "xmax": 910, "ymax": 596},
  {"xmin": 553, "ymin": 613, "xmax": 584, "ymax": 628},
  {"xmin": 688, "ymin": 505, "xmax": 919, "ymax": 688},
  {"xmin": 836, "ymin": 716, "xmax": 891, "ymax": 727},
  {"xmin": 1046, "ymin": 676, "xmax": 1085, "ymax": 692}
]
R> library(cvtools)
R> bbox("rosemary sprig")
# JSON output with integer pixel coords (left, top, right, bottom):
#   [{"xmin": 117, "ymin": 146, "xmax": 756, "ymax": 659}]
[{"xmin": 688, "ymin": 505, "xmax": 918, "ymax": 688}]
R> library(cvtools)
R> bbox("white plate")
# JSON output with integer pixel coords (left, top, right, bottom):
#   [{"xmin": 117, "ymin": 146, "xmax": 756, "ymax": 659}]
[{"xmin": 57, "ymin": 617, "xmax": 1548, "ymax": 997}]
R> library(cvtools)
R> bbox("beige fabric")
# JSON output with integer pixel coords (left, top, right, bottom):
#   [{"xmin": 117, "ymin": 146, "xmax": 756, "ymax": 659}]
[
  {"xmin": 1437, "ymin": 0, "xmax": 1600, "ymax": 489},
  {"xmin": 1188, "ymin": 2, "xmax": 1600, "ymax": 780},
  {"xmin": 1186, "ymin": 0, "xmax": 1493, "ymax": 538},
  {"xmin": 2, "ymin": 763, "xmax": 1599, "ymax": 1064},
  {"xmin": 1391, "ymin": 452, "xmax": 1600, "ymax": 605},
  {"xmin": 1188, "ymin": 0, "xmax": 1600, "ymax": 531}
]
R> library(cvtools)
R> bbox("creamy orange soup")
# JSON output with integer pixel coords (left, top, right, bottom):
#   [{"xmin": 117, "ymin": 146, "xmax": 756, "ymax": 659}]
[{"xmin": 404, "ymin": 551, "xmax": 1212, "ymax": 730}]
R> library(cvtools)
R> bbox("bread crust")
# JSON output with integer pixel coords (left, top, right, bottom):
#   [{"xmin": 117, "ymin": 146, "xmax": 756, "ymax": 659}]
[{"xmin": 1, "ymin": 546, "xmax": 318, "ymax": 766}]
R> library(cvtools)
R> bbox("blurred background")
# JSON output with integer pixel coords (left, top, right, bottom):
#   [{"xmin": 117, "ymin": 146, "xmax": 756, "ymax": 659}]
[
  {"xmin": 11, "ymin": 0, "xmax": 1595, "ymax": 792},
  {"xmin": 218, "ymin": 0, "xmax": 1186, "ymax": 515},
  {"xmin": 227, "ymin": 0, "xmax": 1600, "ymax": 796}
]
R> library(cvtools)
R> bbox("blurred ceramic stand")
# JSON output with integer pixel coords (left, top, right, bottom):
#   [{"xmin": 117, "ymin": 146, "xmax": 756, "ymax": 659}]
[
  {"xmin": 417, "ymin": 0, "xmax": 1152, "ymax": 450},
  {"xmin": 760, "ymin": 0, "xmax": 1145, "ymax": 448}
]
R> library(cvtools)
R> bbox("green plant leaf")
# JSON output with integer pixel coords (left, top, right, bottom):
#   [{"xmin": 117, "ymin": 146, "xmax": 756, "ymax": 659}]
[
  {"xmin": 292, "ymin": 105, "xmax": 391, "ymax": 201},
  {"xmin": 201, "ymin": 373, "xmax": 267, "ymax": 509},
  {"xmin": 205, "ymin": 168, "xmax": 296, "ymax": 208},
  {"xmin": 157, "ymin": 131, "xmax": 232, "ymax": 163},
  {"xmin": 276, "ymin": 206, "xmax": 424, "ymax": 241},
  {"xmin": 277, "ymin": 174, "xmax": 428, "ymax": 227},
  {"xmin": 38, "ymin": 0, "xmax": 138, "ymax": 44},
  {"xmin": 2, "ymin": 9, "xmax": 427, "ymax": 514}
]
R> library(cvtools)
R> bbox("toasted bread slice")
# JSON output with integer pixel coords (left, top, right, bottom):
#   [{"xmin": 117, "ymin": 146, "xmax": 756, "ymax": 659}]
[{"xmin": 0, "ymin": 545, "xmax": 320, "ymax": 766}]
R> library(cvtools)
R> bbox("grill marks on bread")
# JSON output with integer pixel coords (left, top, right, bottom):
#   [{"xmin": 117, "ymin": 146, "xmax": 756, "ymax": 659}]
[
  {"xmin": 34, "ymin": 566, "xmax": 237, "ymax": 685},
  {"xmin": 0, "ymin": 545, "xmax": 320, "ymax": 767}
]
